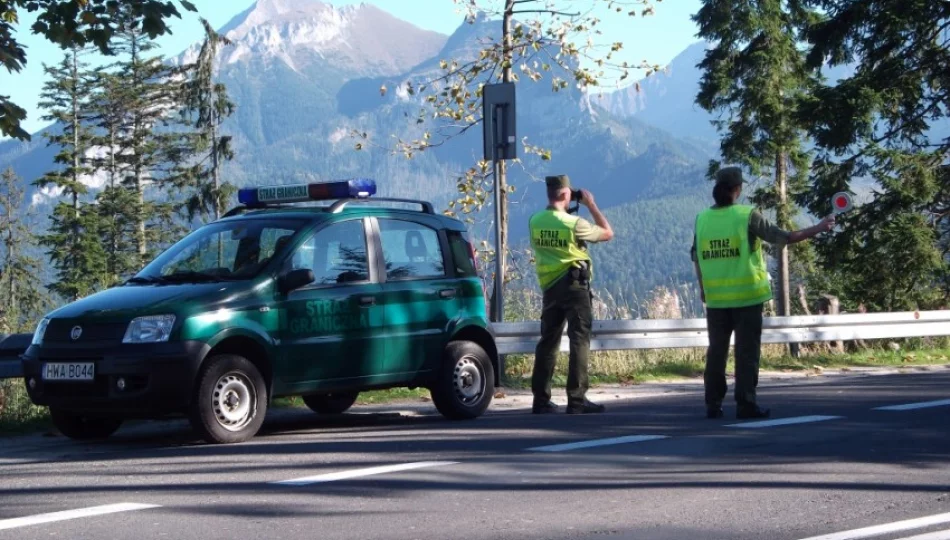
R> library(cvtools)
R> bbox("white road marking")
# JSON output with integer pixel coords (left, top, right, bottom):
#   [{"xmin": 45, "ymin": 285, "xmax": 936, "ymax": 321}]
[
  {"xmin": 0, "ymin": 503, "xmax": 160, "ymax": 531},
  {"xmin": 874, "ymin": 398, "xmax": 950, "ymax": 411},
  {"xmin": 726, "ymin": 415, "xmax": 843, "ymax": 429},
  {"xmin": 271, "ymin": 461, "xmax": 459, "ymax": 486},
  {"xmin": 896, "ymin": 529, "xmax": 950, "ymax": 540},
  {"xmin": 526, "ymin": 435, "xmax": 669, "ymax": 452},
  {"xmin": 797, "ymin": 512, "xmax": 950, "ymax": 540}
]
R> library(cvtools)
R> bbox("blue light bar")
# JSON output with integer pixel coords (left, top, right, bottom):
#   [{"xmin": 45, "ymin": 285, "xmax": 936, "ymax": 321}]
[{"xmin": 237, "ymin": 179, "xmax": 377, "ymax": 206}]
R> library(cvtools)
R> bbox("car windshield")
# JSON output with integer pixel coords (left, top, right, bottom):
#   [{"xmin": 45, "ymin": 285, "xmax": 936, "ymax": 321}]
[{"xmin": 133, "ymin": 218, "xmax": 309, "ymax": 284}]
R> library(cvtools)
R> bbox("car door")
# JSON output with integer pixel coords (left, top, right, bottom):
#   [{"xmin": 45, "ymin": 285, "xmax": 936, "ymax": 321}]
[
  {"xmin": 371, "ymin": 217, "xmax": 460, "ymax": 381},
  {"xmin": 276, "ymin": 218, "xmax": 385, "ymax": 394}
]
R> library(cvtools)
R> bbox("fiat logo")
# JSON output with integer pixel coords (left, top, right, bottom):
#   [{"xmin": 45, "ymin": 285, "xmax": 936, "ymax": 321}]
[{"xmin": 70, "ymin": 326, "xmax": 83, "ymax": 341}]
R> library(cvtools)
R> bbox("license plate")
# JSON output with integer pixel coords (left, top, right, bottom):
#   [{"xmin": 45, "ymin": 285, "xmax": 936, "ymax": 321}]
[{"xmin": 43, "ymin": 363, "xmax": 95, "ymax": 381}]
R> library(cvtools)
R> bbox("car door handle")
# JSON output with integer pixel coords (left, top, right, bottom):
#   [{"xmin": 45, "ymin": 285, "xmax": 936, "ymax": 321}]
[
  {"xmin": 359, "ymin": 296, "xmax": 376, "ymax": 306},
  {"xmin": 439, "ymin": 289, "xmax": 457, "ymax": 299}
]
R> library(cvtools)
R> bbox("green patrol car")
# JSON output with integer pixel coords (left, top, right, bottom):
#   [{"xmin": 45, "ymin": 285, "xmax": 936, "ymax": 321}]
[{"xmin": 22, "ymin": 179, "xmax": 498, "ymax": 444}]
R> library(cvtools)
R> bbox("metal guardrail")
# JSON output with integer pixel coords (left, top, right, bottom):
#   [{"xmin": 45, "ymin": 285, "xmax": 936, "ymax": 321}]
[
  {"xmin": 1, "ymin": 311, "xmax": 948, "ymax": 379},
  {"xmin": 494, "ymin": 310, "xmax": 950, "ymax": 355},
  {"xmin": 0, "ymin": 333, "xmax": 30, "ymax": 380}
]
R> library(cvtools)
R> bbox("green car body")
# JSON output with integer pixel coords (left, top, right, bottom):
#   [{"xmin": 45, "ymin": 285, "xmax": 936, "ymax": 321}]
[{"xmin": 22, "ymin": 197, "xmax": 498, "ymax": 443}]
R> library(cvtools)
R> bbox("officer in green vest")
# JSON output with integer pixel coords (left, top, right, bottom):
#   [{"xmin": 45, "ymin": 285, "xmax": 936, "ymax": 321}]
[
  {"xmin": 529, "ymin": 175, "xmax": 614, "ymax": 415},
  {"xmin": 692, "ymin": 167, "xmax": 835, "ymax": 419}
]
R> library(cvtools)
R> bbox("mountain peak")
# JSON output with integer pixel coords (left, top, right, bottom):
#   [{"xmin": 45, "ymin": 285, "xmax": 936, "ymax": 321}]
[
  {"xmin": 210, "ymin": 0, "xmax": 445, "ymax": 77},
  {"xmin": 220, "ymin": 0, "xmax": 367, "ymax": 42}
]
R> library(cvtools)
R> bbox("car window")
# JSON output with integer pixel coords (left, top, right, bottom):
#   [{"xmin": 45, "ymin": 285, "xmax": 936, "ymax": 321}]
[
  {"xmin": 378, "ymin": 219, "xmax": 445, "ymax": 280},
  {"xmin": 291, "ymin": 220, "xmax": 369, "ymax": 286},
  {"xmin": 138, "ymin": 219, "xmax": 305, "ymax": 281}
]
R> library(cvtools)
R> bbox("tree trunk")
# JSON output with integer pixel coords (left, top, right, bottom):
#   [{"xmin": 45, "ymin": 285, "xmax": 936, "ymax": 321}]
[
  {"xmin": 71, "ymin": 47, "xmax": 81, "ymax": 223},
  {"xmin": 776, "ymin": 151, "xmax": 798, "ymax": 357},
  {"xmin": 108, "ymin": 126, "xmax": 118, "ymax": 284},
  {"xmin": 212, "ymin": 121, "xmax": 220, "ymax": 221},
  {"xmin": 775, "ymin": 150, "xmax": 791, "ymax": 318}
]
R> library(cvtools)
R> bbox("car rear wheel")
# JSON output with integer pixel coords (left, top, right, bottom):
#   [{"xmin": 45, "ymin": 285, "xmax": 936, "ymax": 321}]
[
  {"xmin": 49, "ymin": 408, "xmax": 123, "ymax": 440},
  {"xmin": 302, "ymin": 392, "xmax": 359, "ymax": 414},
  {"xmin": 189, "ymin": 354, "xmax": 267, "ymax": 444},
  {"xmin": 431, "ymin": 341, "xmax": 494, "ymax": 420}
]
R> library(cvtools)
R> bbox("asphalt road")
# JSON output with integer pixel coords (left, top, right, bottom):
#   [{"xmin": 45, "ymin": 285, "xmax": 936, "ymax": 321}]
[{"xmin": 1, "ymin": 370, "xmax": 948, "ymax": 540}]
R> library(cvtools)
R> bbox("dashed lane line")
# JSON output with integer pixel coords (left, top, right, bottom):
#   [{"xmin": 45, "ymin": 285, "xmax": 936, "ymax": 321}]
[
  {"xmin": 725, "ymin": 415, "xmax": 843, "ymax": 429},
  {"xmin": 270, "ymin": 461, "xmax": 459, "ymax": 486},
  {"xmin": 874, "ymin": 399, "xmax": 950, "ymax": 411},
  {"xmin": 796, "ymin": 512, "xmax": 950, "ymax": 540},
  {"xmin": 0, "ymin": 503, "xmax": 160, "ymax": 531},
  {"xmin": 525, "ymin": 435, "xmax": 669, "ymax": 453}
]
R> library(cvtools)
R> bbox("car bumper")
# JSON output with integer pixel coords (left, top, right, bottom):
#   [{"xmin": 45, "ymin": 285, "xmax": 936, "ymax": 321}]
[{"xmin": 21, "ymin": 341, "xmax": 209, "ymax": 417}]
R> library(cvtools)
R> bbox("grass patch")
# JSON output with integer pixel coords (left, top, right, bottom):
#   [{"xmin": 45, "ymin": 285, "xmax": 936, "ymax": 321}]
[
  {"xmin": 762, "ymin": 348, "xmax": 950, "ymax": 371},
  {"xmin": 272, "ymin": 388, "xmax": 431, "ymax": 410},
  {"xmin": 502, "ymin": 342, "xmax": 950, "ymax": 387},
  {"xmin": 356, "ymin": 388, "xmax": 430, "ymax": 405},
  {"xmin": 0, "ymin": 380, "xmax": 50, "ymax": 433}
]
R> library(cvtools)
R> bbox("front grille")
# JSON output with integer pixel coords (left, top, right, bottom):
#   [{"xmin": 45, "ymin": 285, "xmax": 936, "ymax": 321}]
[{"xmin": 45, "ymin": 320, "xmax": 126, "ymax": 343}]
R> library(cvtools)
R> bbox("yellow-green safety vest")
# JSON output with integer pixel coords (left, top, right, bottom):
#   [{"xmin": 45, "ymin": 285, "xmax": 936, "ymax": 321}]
[
  {"xmin": 695, "ymin": 204, "xmax": 772, "ymax": 309},
  {"xmin": 529, "ymin": 209, "xmax": 592, "ymax": 290}
]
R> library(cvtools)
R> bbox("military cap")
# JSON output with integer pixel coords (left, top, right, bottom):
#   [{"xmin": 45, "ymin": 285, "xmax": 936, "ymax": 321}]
[
  {"xmin": 715, "ymin": 167, "xmax": 744, "ymax": 187},
  {"xmin": 545, "ymin": 175, "xmax": 571, "ymax": 190}
]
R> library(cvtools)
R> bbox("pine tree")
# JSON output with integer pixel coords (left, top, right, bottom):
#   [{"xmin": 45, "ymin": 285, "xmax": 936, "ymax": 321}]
[
  {"xmin": 35, "ymin": 45, "xmax": 108, "ymax": 300},
  {"xmin": 87, "ymin": 72, "xmax": 147, "ymax": 286},
  {"xmin": 0, "ymin": 168, "xmax": 49, "ymax": 333},
  {"xmin": 108, "ymin": 8, "xmax": 192, "ymax": 267},
  {"xmin": 797, "ymin": 0, "xmax": 950, "ymax": 310},
  {"xmin": 694, "ymin": 0, "xmax": 822, "ymax": 317},
  {"xmin": 177, "ymin": 18, "xmax": 236, "ymax": 224}
]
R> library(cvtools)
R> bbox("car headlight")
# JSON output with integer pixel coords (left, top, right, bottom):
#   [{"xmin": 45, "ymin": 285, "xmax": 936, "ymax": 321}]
[
  {"xmin": 32, "ymin": 318, "xmax": 50, "ymax": 346},
  {"xmin": 123, "ymin": 315, "xmax": 176, "ymax": 344}
]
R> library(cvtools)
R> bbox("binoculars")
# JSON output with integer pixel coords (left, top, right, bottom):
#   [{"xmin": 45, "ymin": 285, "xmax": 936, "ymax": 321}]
[{"xmin": 567, "ymin": 189, "xmax": 584, "ymax": 214}]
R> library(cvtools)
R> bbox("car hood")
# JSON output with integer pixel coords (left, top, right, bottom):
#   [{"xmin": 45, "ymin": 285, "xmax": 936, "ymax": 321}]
[{"xmin": 48, "ymin": 281, "xmax": 257, "ymax": 322}]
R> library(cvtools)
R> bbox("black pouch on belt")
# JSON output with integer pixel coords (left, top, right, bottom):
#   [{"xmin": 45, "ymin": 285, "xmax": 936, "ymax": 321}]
[{"xmin": 571, "ymin": 262, "xmax": 591, "ymax": 287}]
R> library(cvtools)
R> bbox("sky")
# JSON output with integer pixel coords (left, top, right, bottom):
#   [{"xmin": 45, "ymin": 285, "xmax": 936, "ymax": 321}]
[{"xmin": 4, "ymin": 0, "xmax": 703, "ymax": 136}]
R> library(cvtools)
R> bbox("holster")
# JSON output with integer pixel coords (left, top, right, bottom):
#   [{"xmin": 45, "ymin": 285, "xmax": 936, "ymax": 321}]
[{"xmin": 569, "ymin": 261, "xmax": 591, "ymax": 288}]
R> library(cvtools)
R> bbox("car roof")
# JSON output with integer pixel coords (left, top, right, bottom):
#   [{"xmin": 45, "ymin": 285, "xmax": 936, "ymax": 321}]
[{"xmin": 219, "ymin": 203, "xmax": 468, "ymax": 232}]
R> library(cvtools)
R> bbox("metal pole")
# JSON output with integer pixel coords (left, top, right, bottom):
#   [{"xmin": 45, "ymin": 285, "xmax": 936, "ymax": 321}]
[{"xmin": 492, "ymin": 104, "xmax": 504, "ymax": 325}]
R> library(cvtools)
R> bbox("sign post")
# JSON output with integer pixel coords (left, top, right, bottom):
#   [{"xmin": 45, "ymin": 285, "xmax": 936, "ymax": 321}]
[
  {"xmin": 832, "ymin": 192, "xmax": 853, "ymax": 215},
  {"xmin": 482, "ymin": 83, "xmax": 517, "ymax": 326}
]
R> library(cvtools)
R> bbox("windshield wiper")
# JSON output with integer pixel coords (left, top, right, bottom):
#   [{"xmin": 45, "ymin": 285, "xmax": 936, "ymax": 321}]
[
  {"xmin": 125, "ymin": 276, "xmax": 165, "ymax": 285},
  {"xmin": 161, "ymin": 270, "xmax": 243, "ymax": 283},
  {"xmin": 161, "ymin": 271, "xmax": 223, "ymax": 283}
]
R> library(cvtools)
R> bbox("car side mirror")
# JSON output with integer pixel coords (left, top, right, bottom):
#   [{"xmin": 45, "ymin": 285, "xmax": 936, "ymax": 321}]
[{"xmin": 279, "ymin": 268, "xmax": 314, "ymax": 294}]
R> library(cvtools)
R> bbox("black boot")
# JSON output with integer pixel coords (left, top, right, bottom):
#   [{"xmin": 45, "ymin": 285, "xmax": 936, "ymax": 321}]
[
  {"xmin": 706, "ymin": 405, "xmax": 724, "ymax": 419},
  {"xmin": 532, "ymin": 401, "xmax": 558, "ymax": 414},
  {"xmin": 566, "ymin": 399, "xmax": 606, "ymax": 414},
  {"xmin": 736, "ymin": 404, "xmax": 771, "ymax": 419}
]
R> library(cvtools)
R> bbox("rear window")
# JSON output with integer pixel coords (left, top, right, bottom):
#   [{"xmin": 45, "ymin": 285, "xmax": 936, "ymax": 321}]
[{"xmin": 447, "ymin": 231, "xmax": 477, "ymax": 277}]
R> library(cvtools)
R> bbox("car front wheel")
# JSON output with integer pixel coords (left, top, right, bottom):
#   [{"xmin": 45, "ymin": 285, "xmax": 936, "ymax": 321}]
[{"xmin": 189, "ymin": 354, "xmax": 267, "ymax": 444}]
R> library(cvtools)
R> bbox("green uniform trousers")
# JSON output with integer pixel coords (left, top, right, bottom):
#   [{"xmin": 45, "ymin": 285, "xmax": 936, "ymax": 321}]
[
  {"xmin": 704, "ymin": 303, "xmax": 763, "ymax": 408},
  {"xmin": 532, "ymin": 272, "xmax": 592, "ymax": 408}
]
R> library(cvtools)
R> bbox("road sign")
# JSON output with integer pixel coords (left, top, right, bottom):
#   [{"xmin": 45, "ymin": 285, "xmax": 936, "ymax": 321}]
[
  {"xmin": 832, "ymin": 192, "xmax": 852, "ymax": 214},
  {"xmin": 482, "ymin": 82, "xmax": 517, "ymax": 161}
]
